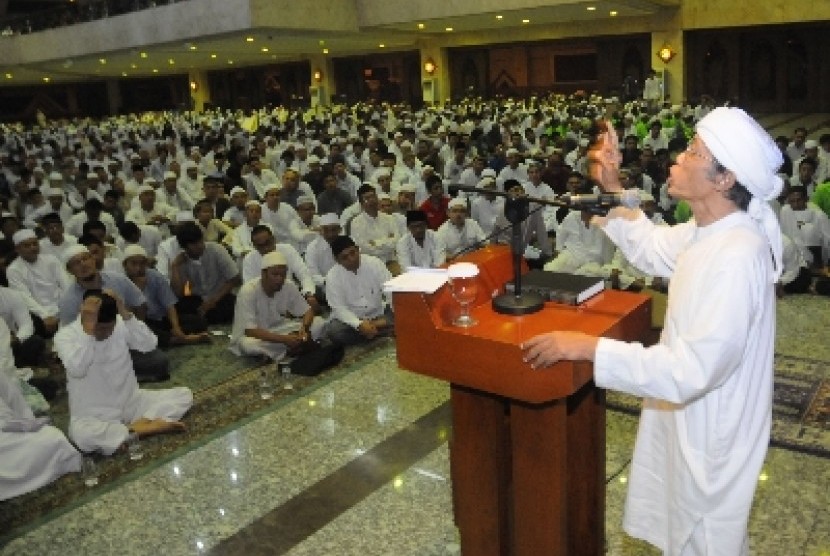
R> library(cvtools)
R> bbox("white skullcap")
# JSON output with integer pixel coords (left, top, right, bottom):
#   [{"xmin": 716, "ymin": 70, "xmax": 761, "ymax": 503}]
[
  {"xmin": 47, "ymin": 187, "xmax": 64, "ymax": 197},
  {"xmin": 229, "ymin": 186, "xmax": 246, "ymax": 196},
  {"xmin": 478, "ymin": 177, "xmax": 496, "ymax": 188},
  {"xmin": 12, "ymin": 229, "xmax": 36, "ymax": 245},
  {"xmin": 144, "ymin": 177, "xmax": 157, "ymax": 185},
  {"xmin": 33, "ymin": 167, "xmax": 45, "ymax": 174},
  {"xmin": 163, "ymin": 171, "xmax": 177, "ymax": 180},
  {"xmin": 137, "ymin": 184, "xmax": 155, "ymax": 195},
  {"xmin": 264, "ymin": 183, "xmax": 281, "ymax": 194},
  {"xmin": 176, "ymin": 210, "xmax": 195, "ymax": 223},
  {"xmin": 86, "ymin": 172, "xmax": 98, "ymax": 179},
  {"xmin": 506, "ymin": 148, "xmax": 519, "ymax": 156},
  {"xmin": 695, "ymin": 107, "xmax": 784, "ymax": 282},
  {"xmin": 261, "ymin": 250, "xmax": 287, "ymax": 269},
  {"xmin": 183, "ymin": 160, "xmax": 197, "ymax": 169},
  {"xmin": 245, "ymin": 200, "xmax": 261, "ymax": 208},
  {"xmin": 62, "ymin": 244, "xmax": 89, "ymax": 267},
  {"xmin": 319, "ymin": 213, "xmax": 340, "ymax": 226},
  {"xmin": 448, "ymin": 198, "xmax": 467, "ymax": 209},
  {"xmin": 399, "ymin": 183, "xmax": 416, "ymax": 193},
  {"xmin": 49, "ymin": 171, "xmax": 63, "ymax": 181},
  {"xmin": 122, "ymin": 245, "xmax": 148, "ymax": 260},
  {"xmin": 804, "ymin": 139, "xmax": 818, "ymax": 150},
  {"xmin": 296, "ymin": 195, "xmax": 314, "ymax": 206},
  {"xmin": 372, "ymin": 168, "xmax": 391, "ymax": 179},
  {"xmin": 638, "ymin": 190, "xmax": 655, "ymax": 202},
  {"xmin": 579, "ymin": 138, "xmax": 590, "ymax": 148},
  {"xmin": 481, "ymin": 168, "xmax": 497, "ymax": 178},
  {"xmin": 307, "ymin": 154, "xmax": 321, "ymax": 164},
  {"xmin": 378, "ymin": 193, "xmax": 392, "ymax": 201}
]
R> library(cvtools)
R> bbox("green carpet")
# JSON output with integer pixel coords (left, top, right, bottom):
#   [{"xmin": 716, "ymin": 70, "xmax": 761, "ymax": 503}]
[{"xmin": 0, "ymin": 331, "xmax": 392, "ymax": 544}]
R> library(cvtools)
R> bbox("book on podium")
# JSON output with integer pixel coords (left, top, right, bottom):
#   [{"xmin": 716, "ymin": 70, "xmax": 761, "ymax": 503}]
[{"xmin": 504, "ymin": 269, "xmax": 606, "ymax": 305}]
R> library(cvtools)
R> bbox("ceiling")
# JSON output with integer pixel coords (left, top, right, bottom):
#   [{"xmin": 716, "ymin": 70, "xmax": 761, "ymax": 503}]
[{"xmin": 1, "ymin": 0, "xmax": 675, "ymax": 85}]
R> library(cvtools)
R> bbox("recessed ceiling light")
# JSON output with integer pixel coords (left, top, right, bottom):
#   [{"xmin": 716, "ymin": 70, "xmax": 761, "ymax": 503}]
[
  {"xmin": 445, "ymin": 27, "xmax": 453, "ymax": 31},
  {"xmin": 261, "ymin": 47, "xmax": 269, "ymax": 52},
  {"xmin": 99, "ymin": 58, "xmax": 107, "ymax": 64},
  {"xmin": 43, "ymin": 77, "xmax": 50, "ymax": 82},
  {"xmin": 189, "ymin": 45, "xmax": 197, "ymax": 50},
  {"xmin": 5, "ymin": 73, "xmax": 12, "ymax": 79},
  {"xmin": 379, "ymin": 44, "xmax": 385, "ymax": 48},
  {"xmin": 522, "ymin": 19, "xmax": 530, "ymax": 24},
  {"xmin": 228, "ymin": 60, "xmax": 234, "ymax": 65},
  {"xmin": 121, "ymin": 72, "xmax": 127, "ymax": 76},
  {"xmin": 417, "ymin": 23, "xmax": 424, "ymax": 29},
  {"xmin": 140, "ymin": 52, "xmax": 148, "ymax": 58},
  {"xmin": 587, "ymin": 6, "xmax": 596, "ymax": 11},
  {"xmin": 322, "ymin": 48, "xmax": 329, "ymax": 54},
  {"xmin": 245, "ymin": 36, "xmax": 254, "ymax": 42},
  {"xmin": 496, "ymin": 15, "xmax": 503, "ymax": 20},
  {"xmin": 318, "ymin": 40, "xmax": 325, "ymax": 46},
  {"xmin": 610, "ymin": 10, "xmax": 618, "ymax": 16},
  {"xmin": 168, "ymin": 58, "xmax": 176, "ymax": 65},
  {"xmin": 210, "ymin": 53, "xmax": 217, "ymax": 59},
  {"xmin": 152, "ymin": 68, "xmax": 159, "ymax": 73},
  {"xmin": 130, "ymin": 63, "xmax": 137, "ymax": 69}
]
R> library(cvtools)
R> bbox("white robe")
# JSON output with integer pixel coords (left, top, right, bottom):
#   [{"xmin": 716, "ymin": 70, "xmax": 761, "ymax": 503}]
[
  {"xmin": 396, "ymin": 231, "xmax": 446, "ymax": 269},
  {"xmin": 54, "ymin": 316, "xmax": 192, "ymax": 455},
  {"xmin": 595, "ymin": 211, "xmax": 775, "ymax": 555},
  {"xmin": 0, "ymin": 367, "xmax": 81, "ymax": 501}
]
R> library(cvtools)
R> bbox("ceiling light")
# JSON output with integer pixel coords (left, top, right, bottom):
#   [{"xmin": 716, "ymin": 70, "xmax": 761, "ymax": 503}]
[
  {"xmin": 99, "ymin": 58, "xmax": 107, "ymax": 64},
  {"xmin": 322, "ymin": 48, "xmax": 329, "ymax": 54},
  {"xmin": 445, "ymin": 27, "xmax": 453, "ymax": 31},
  {"xmin": 318, "ymin": 40, "xmax": 325, "ymax": 46},
  {"xmin": 43, "ymin": 77, "xmax": 50, "ymax": 82},
  {"xmin": 610, "ymin": 10, "xmax": 618, "ymax": 16},
  {"xmin": 189, "ymin": 45, "xmax": 197, "ymax": 51},
  {"xmin": 587, "ymin": 6, "xmax": 596, "ymax": 11},
  {"xmin": 522, "ymin": 19, "xmax": 530, "ymax": 23},
  {"xmin": 210, "ymin": 53, "xmax": 217, "ymax": 59},
  {"xmin": 130, "ymin": 63, "xmax": 137, "ymax": 69},
  {"xmin": 121, "ymin": 72, "xmax": 127, "ymax": 77},
  {"xmin": 245, "ymin": 36, "xmax": 254, "ymax": 42},
  {"xmin": 261, "ymin": 47, "xmax": 269, "ymax": 52},
  {"xmin": 140, "ymin": 52, "xmax": 148, "ymax": 58},
  {"xmin": 228, "ymin": 60, "xmax": 234, "ymax": 65},
  {"xmin": 417, "ymin": 23, "xmax": 424, "ymax": 29},
  {"xmin": 379, "ymin": 44, "xmax": 385, "ymax": 48},
  {"xmin": 168, "ymin": 58, "xmax": 175, "ymax": 65},
  {"xmin": 496, "ymin": 15, "xmax": 503, "ymax": 20},
  {"xmin": 5, "ymin": 73, "xmax": 12, "ymax": 79},
  {"xmin": 152, "ymin": 68, "xmax": 159, "ymax": 73}
]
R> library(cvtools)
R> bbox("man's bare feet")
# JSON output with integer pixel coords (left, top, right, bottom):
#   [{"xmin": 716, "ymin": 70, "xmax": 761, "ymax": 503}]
[{"xmin": 129, "ymin": 417, "xmax": 187, "ymax": 438}]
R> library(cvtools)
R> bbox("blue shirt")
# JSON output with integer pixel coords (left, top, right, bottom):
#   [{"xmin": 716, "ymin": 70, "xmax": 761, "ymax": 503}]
[
  {"xmin": 59, "ymin": 271, "xmax": 146, "ymax": 326},
  {"xmin": 141, "ymin": 268, "xmax": 179, "ymax": 321}
]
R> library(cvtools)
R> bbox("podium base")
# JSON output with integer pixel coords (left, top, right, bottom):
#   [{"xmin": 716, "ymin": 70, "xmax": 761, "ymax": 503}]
[{"xmin": 492, "ymin": 291, "xmax": 545, "ymax": 315}]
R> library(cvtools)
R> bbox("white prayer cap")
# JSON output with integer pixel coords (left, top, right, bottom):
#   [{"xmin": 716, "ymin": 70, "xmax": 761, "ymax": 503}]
[
  {"xmin": 264, "ymin": 183, "xmax": 281, "ymax": 194},
  {"xmin": 182, "ymin": 160, "xmax": 197, "ymax": 170},
  {"xmin": 49, "ymin": 171, "xmax": 63, "ymax": 181},
  {"xmin": 122, "ymin": 245, "xmax": 148, "ymax": 260},
  {"xmin": 372, "ymin": 168, "xmax": 391, "ymax": 179},
  {"xmin": 505, "ymin": 148, "xmax": 519, "ymax": 156},
  {"xmin": 137, "ymin": 184, "xmax": 155, "ymax": 195},
  {"xmin": 481, "ymin": 168, "xmax": 497, "ymax": 178},
  {"xmin": 478, "ymin": 177, "xmax": 496, "ymax": 188},
  {"xmin": 695, "ymin": 107, "xmax": 784, "ymax": 282},
  {"xmin": 400, "ymin": 140, "xmax": 412, "ymax": 148},
  {"xmin": 394, "ymin": 131, "xmax": 403, "ymax": 138},
  {"xmin": 163, "ymin": 171, "xmax": 177, "ymax": 180},
  {"xmin": 638, "ymin": 190, "xmax": 655, "ymax": 202},
  {"xmin": 229, "ymin": 186, "xmax": 246, "ymax": 196},
  {"xmin": 130, "ymin": 153, "xmax": 141, "ymax": 160},
  {"xmin": 176, "ymin": 210, "xmax": 195, "ymax": 223},
  {"xmin": 61, "ymin": 244, "xmax": 89, "ymax": 267},
  {"xmin": 422, "ymin": 165, "xmax": 434, "ymax": 172},
  {"xmin": 261, "ymin": 250, "xmax": 287, "ymax": 269},
  {"xmin": 378, "ymin": 193, "xmax": 392, "ymax": 201},
  {"xmin": 579, "ymin": 139, "xmax": 590, "ymax": 148},
  {"xmin": 448, "ymin": 198, "xmax": 467, "ymax": 209},
  {"xmin": 399, "ymin": 183, "xmax": 417, "ymax": 193},
  {"xmin": 144, "ymin": 177, "xmax": 158, "ymax": 185},
  {"xmin": 307, "ymin": 154, "xmax": 321, "ymax": 165},
  {"xmin": 12, "ymin": 229, "xmax": 36, "ymax": 245},
  {"xmin": 33, "ymin": 167, "xmax": 45, "ymax": 174},
  {"xmin": 296, "ymin": 195, "xmax": 314, "ymax": 206},
  {"xmin": 804, "ymin": 139, "xmax": 818, "ymax": 150},
  {"xmin": 86, "ymin": 172, "xmax": 98, "ymax": 179},
  {"xmin": 47, "ymin": 187, "xmax": 64, "ymax": 197},
  {"xmin": 245, "ymin": 199, "xmax": 261, "ymax": 208},
  {"xmin": 319, "ymin": 213, "xmax": 340, "ymax": 226}
]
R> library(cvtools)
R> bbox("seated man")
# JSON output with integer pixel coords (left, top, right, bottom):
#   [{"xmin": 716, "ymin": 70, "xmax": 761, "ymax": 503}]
[
  {"xmin": 350, "ymin": 184, "xmax": 401, "ymax": 274},
  {"xmin": 230, "ymin": 250, "xmax": 326, "ymax": 360},
  {"xmin": 779, "ymin": 185, "xmax": 830, "ymax": 268},
  {"xmin": 60, "ymin": 244, "xmax": 170, "ymax": 382},
  {"xmin": 0, "ymin": 286, "xmax": 47, "ymax": 369},
  {"xmin": 304, "ymin": 213, "xmax": 341, "ymax": 296},
  {"xmin": 54, "ymin": 291, "xmax": 192, "ymax": 456},
  {"xmin": 38, "ymin": 212, "xmax": 78, "ymax": 262},
  {"xmin": 436, "ymin": 197, "xmax": 487, "ymax": 261},
  {"xmin": 121, "ymin": 245, "xmax": 209, "ymax": 347},
  {"xmin": 0, "ymin": 362, "xmax": 81, "ymax": 501},
  {"xmin": 169, "ymin": 222, "xmax": 240, "ymax": 325},
  {"xmin": 396, "ymin": 209, "xmax": 446, "ymax": 269},
  {"xmin": 325, "ymin": 236, "xmax": 393, "ymax": 346}
]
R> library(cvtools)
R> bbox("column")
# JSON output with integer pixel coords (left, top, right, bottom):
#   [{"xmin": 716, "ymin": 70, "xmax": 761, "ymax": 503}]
[
  {"xmin": 419, "ymin": 44, "xmax": 450, "ymax": 107},
  {"xmin": 105, "ymin": 79, "xmax": 121, "ymax": 115},
  {"xmin": 307, "ymin": 54, "xmax": 335, "ymax": 107},
  {"xmin": 650, "ymin": 30, "xmax": 684, "ymax": 105},
  {"xmin": 188, "ymin": 69, "xmax": 211, "ymax": 113}
]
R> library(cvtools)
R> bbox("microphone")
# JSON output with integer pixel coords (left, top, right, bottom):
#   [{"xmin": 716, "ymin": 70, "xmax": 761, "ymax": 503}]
[{"xmin": 559, "ymin": 190, "xmax": 641, "ymax": 211}]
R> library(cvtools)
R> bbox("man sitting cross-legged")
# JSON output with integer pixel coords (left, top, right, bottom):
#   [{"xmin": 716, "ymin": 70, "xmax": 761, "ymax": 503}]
[
  {"xmin": 53, "ymin": 290, "xmax": 192, "ymax": 456},
  {"xmin": 230, "ymin": 251, "xmax": 326, "ymax": 361}
]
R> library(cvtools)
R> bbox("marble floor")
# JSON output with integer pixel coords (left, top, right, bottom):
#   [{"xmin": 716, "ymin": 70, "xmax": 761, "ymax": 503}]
[{"xmin": 2, "ymin": 346, "xmax": 829, "ymax": 556}]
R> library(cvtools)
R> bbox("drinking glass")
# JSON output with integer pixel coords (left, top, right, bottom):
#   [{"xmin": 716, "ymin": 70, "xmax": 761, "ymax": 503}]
[
  {"xmin": 447, "ymin": 262, "xmax": 480, "ymax": 328},
  {"xmin": 259, "ymin": 367, "xmax": 274, "ymax": 400},
  {"xmin": 279, "ymin": 360, "xmax": 294, "ymax": 391},
  {"xmin": 81, "ymin": 455, "xmax": 99, "ymax": 487},
  {"xmin": 127, "ymin": 432, "xmax": 144, "ymax": 461}
]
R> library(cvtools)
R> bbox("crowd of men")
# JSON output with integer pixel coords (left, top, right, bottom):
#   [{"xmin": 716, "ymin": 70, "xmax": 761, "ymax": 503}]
[{"xmin": 1, "ymin": 91, "xmax": 829, "ymax": 499}]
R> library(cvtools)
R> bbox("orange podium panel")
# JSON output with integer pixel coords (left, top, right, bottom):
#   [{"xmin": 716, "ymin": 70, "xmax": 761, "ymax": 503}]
[{"xmin": 394, "ymin": 245, "xmax": 651, "ymax": 556}]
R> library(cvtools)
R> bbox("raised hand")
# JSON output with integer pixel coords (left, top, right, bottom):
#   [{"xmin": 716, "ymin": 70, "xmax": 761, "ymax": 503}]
[{"xmin": 587, "ymin": 120, "xmax": 623, "ymax": 192}]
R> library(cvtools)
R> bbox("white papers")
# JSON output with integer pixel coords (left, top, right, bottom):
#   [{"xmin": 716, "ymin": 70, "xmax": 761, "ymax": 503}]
[{"xmin": 383, "ymin": 267, "xmax": 448, "ymax": 294}]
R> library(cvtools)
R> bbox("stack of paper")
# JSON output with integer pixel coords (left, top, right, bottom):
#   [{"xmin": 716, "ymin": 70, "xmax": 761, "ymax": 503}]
[{"xmin": 383, "ymin": 268, "xmax": 448, "ymax": 294}]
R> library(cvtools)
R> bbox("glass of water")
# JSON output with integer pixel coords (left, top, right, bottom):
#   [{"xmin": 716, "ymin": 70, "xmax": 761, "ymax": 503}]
[
  {"xmin": 259, "ymin": 367, "xmax": 274, "ymax": 400},
  {"xmin": 279, "ymin": 360, "xmax": 294, "ymax": 391},
  {"xmin": 127, "ymin": 432, "xmax": 143, "ymax": 461},
  {"xmin": 81, "ymin": 455, "xmax": 99, "ymax": 487}
]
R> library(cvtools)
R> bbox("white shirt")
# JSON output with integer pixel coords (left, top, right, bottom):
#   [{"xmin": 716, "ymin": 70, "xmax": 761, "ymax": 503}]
[
  {"xmin": 496, "ymin": 164, "xmax": 529, "ymax": 190},
  {"xmin": 396, "ymin": 230, "xmax": 446, "ymax": 269},
  {"xmin": 471, "ymin": 196, "xmax": 505, "ymax": 236},
  {"xmin": 596, "ymin": 211, "xmax": 775, "ymax": 555},
  {"xmin": 65, "ymin": 211, "xmax": 118, "ymax": 239},
  {"xmin": 38, "ymin": 234, "xmax": 78, "ymax": 261},
  {"xmin": 244, "ymin": 169, "xmax": 279, "ymax": 200},
  {"xmin": 435, "ymin": 219, "xmax": 487, "ymax": 258},
  {"xmin": 241, "ymin": 244, "xmax": 316, "ymax": 295},
  {"xmin": 261, "ymin": 202, "xmax": 301, "ymax": 246},
  {"xmin": 553, "ymin": 210, "xmax": 614, "ymax": 268},
  {"xmin": 230, "ymin": 278, "xmax": 311, "ymax": 349},
  {"xmin": 350, "ymin": 212, "xmax": 400, "ymax": 263},
  {"xmin": 779, "ymin": 204, "xmax": 830, "ymax": 264},
  {"xmin": 304, "ymin": 236, "xmax": 336, "ymax": 287},
  {"xmin": 325, "ymin": 255, "xmax": 391, "ymax": 328},
  {"xmin": 5, "ymin": 254, "xmax": 69, "ymax": 318}
]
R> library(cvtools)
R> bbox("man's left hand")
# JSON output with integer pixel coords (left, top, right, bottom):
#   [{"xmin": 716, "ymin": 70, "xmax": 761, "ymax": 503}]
[{"xmin": 521, "ymin": 331, "xmax": 599, "ymax": 369}]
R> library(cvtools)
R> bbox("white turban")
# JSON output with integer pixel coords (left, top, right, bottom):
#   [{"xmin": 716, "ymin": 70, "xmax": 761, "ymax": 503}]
[{"xmin": 696, "ymin": 107, "xmax": 784, "ymax": 282}]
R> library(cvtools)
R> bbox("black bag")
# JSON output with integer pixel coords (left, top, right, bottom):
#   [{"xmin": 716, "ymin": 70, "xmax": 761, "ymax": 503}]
[{"xmin": 290, "ymin": 344, "xmax": 345, "ymax": 376}]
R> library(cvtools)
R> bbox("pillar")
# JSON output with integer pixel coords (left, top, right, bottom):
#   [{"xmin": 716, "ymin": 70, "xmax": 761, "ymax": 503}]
[
  {"xmin": 105, "ymin": 79, "xmax": 121, "ymax": 115},
  {"xmin": 188, "ymin": 69, "xmax": 211, "ymax": 113},
  {"xmin": 419, "ymin": 44, "xmax": 450, "ymax": 107},
  {"xmin": 650, "ymin": 29, "xmax": 685, "ymax": 105},
  {"xmin": 307, "ymin": 54, "xmax": 335, "ymax": 107}
]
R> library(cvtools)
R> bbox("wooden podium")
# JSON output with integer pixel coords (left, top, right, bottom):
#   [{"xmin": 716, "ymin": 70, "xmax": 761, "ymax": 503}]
[{"xmin": 394, "ymin": 245, "xmax": 651, "ymax": 556}]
